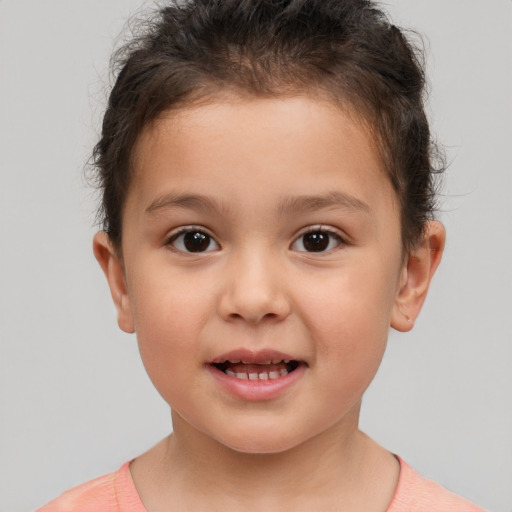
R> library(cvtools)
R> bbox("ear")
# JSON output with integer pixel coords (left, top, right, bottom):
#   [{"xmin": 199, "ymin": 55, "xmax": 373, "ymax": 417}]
[
  {"xmin": 391, "ymin": 221, "xmax": 446, "ymax": 332},
  {"xmin": 93, "ymin": 231, "xmax": 135, "ymax": 334}
]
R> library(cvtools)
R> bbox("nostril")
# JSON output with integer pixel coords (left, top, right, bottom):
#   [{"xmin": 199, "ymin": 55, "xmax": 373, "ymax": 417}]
[
  {"xmin": 226, "ymin": 310, "xmax": 283, "ymax": 324},
  {"xmin": 217, "ymin": 280, "xmax": 291, "ymax": 324}
]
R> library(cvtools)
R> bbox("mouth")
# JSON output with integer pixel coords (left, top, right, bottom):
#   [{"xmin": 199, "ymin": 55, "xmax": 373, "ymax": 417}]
[
  {"xmin": 207, "ymin": 349, "xmax": 306, "ymax": 400},
  {"xmin": 212, "ymin": 359, "xmax": 301, "ymax": 381}
]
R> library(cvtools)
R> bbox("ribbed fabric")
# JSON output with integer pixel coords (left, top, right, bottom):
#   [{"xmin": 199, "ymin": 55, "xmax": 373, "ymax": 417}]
[
  {"xmin": 387, "ymin": 457, "xmax": 486, "ymax": 512},
  {"xmin": 37, "ymin": 456, "xmax": 485, "ymax": 511},
  {"xmin": 36, "ymin": 461, "xmax": 145, "ymax": 512}
]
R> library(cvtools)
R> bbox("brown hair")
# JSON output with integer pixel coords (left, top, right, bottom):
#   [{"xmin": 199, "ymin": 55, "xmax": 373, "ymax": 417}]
[{"xmin": 92, "ymin": 0, "xmax": 443, "ymax": 253}]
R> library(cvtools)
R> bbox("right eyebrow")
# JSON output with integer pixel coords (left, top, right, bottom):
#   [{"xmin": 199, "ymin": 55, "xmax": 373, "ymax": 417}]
[{"xmin": 145, "ymin": 193, "xmax": 231, "ymax": 216}]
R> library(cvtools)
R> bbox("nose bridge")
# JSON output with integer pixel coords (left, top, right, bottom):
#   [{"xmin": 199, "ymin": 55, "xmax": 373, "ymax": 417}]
[{"xmin": 218, "ymin": 242, "xmax": 290, "ymax": 324}]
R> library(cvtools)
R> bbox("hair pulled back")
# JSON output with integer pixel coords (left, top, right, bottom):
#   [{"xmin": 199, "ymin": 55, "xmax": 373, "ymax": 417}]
[{"xmin": 92, "ymin": 0, "xmax": 443, "ymax": 253}]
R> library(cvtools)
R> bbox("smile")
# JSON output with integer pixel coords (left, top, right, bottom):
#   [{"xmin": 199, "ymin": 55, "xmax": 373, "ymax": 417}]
[
  {"xmin": 212, "ymin": 360, "xmax": 300, "ymax": 381},
  {"xmin": 207, "ymin": 349, "xmax": 306, "ymax": 401}
]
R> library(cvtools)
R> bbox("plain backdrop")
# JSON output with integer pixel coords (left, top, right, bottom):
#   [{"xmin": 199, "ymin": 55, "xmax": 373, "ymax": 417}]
[{"xmin": 0, "ymin": 1, "xmax": 511, "ymax": 511}]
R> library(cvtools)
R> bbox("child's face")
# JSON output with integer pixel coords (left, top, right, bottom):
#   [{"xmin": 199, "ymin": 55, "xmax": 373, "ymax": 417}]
[{"xmin": 102, "ymin": 97, "xmax": 412, "ymax": 453}]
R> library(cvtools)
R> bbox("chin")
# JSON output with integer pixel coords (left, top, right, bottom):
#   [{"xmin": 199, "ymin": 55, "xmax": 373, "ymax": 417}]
[
  {"xmin": 210, "ymin": 424, "xmax": 309, "ymax": 456},
  {"xmin": 224, "ymin": 438, "xmax": 299, "ymax": 455}
]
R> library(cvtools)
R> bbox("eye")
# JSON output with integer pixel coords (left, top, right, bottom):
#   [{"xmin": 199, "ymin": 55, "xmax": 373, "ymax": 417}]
[
  {"xmin": 168, "ymin": 228, "xmax": 220, "ymax": 253},
  {"xmin": 291, "ymin": 227, "xmax": 343, "ymax": 253}
]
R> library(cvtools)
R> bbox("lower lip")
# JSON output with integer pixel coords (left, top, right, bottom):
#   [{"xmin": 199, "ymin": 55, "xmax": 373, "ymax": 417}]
[{"xmin": 207, "ymin": 364, "xmax": 306, "ymax": 401}]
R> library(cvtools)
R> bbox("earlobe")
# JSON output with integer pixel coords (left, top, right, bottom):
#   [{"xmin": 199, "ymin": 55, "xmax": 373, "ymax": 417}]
[
  {"xmin": 92, "ymin": 231, "xmax": 135, "ymax": 334},
  {"xmin": 391, "ymin": 221, "xmax": 446, "ymax": 332}
]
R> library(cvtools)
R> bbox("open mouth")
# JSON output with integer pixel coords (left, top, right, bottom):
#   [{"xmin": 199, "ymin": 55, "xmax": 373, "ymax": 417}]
[{"xmin": 212, "ymin": 360, "xmax": 301, "ymax": 381}]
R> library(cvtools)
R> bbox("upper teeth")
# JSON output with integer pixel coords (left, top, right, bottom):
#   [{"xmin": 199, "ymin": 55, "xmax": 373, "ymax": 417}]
[
  {"xmin": 225, "ymin": 368, "xmax": 289, "ymax": 380},
  {"xmin": 228, "ymin": 359, "xmax": 290, "ymax": 365}
]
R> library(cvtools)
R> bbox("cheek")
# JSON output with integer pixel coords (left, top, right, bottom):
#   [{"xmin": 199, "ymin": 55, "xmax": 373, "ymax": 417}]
[
  {"xmin": 299, "ymin": 269, "xmax": 396, "ymax": 337},
  {"xmin": 128, "ymin": 274, "xmax": 213, "ymax": 390},
  {"xmin": 296, "ymin": 265, "xmax": 397, "ymax": 384},
  {"xmin": 130, "ymin": 266, "xmax": 211, "ymax": 335}
]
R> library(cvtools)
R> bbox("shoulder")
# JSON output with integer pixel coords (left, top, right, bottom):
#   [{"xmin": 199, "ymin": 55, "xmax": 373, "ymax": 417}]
[
  {"xmin": 388, "ymin": 457, "xmax": 486, "ymax": 512},
  {"xmin": 35, "ymin": 462, "xmax": 146, "ymax": 512}
]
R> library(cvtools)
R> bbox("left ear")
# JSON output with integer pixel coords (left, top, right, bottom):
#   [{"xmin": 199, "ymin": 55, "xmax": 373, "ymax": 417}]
[{"xmin": 391, "ymin": 221, "xmax": 446, "ymax": 332}]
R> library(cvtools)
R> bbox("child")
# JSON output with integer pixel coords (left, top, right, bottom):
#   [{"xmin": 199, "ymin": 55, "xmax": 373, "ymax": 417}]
[{"xmin": 37, "ymin": 1, "xmax": 486, "ymax": 510}]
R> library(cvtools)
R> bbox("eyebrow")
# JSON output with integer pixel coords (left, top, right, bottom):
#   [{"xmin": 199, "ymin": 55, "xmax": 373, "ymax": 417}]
[
  {"xmin": 145, "ymin": 193, "xmax": 230, "ymax": 216},
  {"xmin": 276, "ymin": 191, "xmax": 370, "ymax": 216},
  {"xmin": 145, "ymin": 191, "xmax": 370, "ymax": 216}
]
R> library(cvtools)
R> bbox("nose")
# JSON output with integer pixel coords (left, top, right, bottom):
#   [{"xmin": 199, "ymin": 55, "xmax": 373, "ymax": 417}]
[{"xmin": 217, "ymin": 249, "xmax": 291, "ymax": 325}]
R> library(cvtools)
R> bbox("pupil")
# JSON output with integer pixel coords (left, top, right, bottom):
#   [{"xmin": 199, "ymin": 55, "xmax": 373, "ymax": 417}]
[
  {"xmin": 184, "ymin": 231, "xmax": 210, "ymax": 252},
  {"xmin": 303, "ymin": 232, "xmax": 329, "ymax": 252}
]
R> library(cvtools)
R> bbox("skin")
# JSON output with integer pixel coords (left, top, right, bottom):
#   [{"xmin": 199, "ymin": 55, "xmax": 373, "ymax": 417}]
[{"xmin": 94, "ymin": 96, "xmax": 445, "ymax": 511}]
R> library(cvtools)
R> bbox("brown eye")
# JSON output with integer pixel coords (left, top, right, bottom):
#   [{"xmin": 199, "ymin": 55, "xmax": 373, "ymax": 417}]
[
  {"xmin": 291, "ymin": 229, "xmax": 343, "ymax": 253},
  {"xmin": 169, "ymin": 229, "xmax": 220, "ymax": 253},
  {"xmin": 302, "ymin": 232, "xmax": 329, "ymax": 252}
]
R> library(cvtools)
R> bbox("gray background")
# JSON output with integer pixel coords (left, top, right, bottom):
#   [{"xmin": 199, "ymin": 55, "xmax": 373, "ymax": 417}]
[{"xmin": 0, "ymin": 1, "xmax": 510, "ymax": 511}]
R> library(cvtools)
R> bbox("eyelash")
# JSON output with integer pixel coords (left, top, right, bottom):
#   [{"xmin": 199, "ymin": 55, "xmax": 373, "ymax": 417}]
[{"xmin": 165, "ymin": 225, "xmax": 345, "ymax": 254}]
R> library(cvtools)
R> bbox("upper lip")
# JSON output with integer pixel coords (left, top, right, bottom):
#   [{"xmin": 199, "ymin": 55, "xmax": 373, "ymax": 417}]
[{"xmin": 208, "ymin": 348, "xmax": 300, "ymax": 365}]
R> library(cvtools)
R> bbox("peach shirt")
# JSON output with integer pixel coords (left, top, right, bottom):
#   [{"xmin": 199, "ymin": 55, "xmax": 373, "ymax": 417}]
[{"xmin": 37, "ymin": 456, "xmax": 486, "ymax": 512}]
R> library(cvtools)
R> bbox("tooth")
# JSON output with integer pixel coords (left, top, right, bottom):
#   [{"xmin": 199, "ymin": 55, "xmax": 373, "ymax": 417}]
[
  {"xmin": 271, "ymin": 359, "xmax": 281, "ymax": 364},
  {"xmin": 248, "ymin": 373, "xmax": 258, "ymax": 381},
  {"xmin": 258, "ymin": 372, "xmax": 269, "ymax": 380},
  {"xmin": 236, "ymin": 372, "xmax": 248, "ymax": 380},
  {"xmin": 225, "ymin": 369, "xmax": 236, "ymax": 377},
  {"xmin": 229, "ymin": 359, "xmax": 241, "ymax": 364},
  {"xmin": 260, "ymin": 360, "xmax": 271, "ymax": 365},
  {"xmin": 283, "ymin": 359, "xmax": 290, "ymax": 364},
  {"xmin": 241, "ymin": 360, "xmax": 251, "ymax": 364},
  {"xmin": 269, "ymin": 371, "xmax": 280, "ymax": 380},
  {"xmin": 280, "ymin": 368, "xmax": 288, "ymax": 377}
]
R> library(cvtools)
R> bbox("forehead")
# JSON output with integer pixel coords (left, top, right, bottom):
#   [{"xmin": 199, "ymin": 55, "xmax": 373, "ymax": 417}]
[{"xmin": 127, "ymin": 96, "xmax": 398, "ymax": 221}]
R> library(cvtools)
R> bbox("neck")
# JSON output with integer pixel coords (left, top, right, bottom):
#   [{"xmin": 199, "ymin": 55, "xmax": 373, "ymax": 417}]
[
  {"xmin": 130, "ymin": 404, "xmax": 400, "ymax": 511},
  {"xmin": 168, "ymin": 406, "xmax": 361, "ymax": 494}
]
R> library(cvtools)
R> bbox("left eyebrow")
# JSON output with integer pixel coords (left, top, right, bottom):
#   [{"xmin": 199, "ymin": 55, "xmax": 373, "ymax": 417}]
[{"xmin": 277, "ymin": 191, "xmax": 370, "ymax": 216}]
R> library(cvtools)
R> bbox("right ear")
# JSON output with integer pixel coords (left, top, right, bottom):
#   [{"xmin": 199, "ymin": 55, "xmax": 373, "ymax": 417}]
[{"xmin": 93, "ymin": 231, "xmax": 135, "ymax": 334}]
